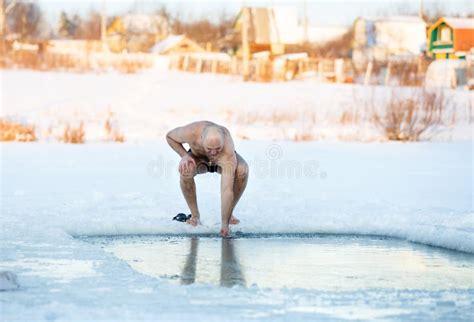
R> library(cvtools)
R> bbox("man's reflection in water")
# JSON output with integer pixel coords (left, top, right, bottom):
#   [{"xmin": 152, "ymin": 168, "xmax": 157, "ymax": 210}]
[
  {"xmin": 220, "ymin": 238, "xmax": 246, "ymax": 288},
  {"xmin": 180, "ymin": 237, "xmax": 198, "ymax": 285},
  {"xmin": 180, "ymin": 237, "xmax": 246, "ymax": 287}
]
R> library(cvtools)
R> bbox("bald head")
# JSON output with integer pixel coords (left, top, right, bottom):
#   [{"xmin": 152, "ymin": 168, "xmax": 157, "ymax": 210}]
[{"xmin": 202, "ymin": 125, "xmax": 224, "ymax": 156}]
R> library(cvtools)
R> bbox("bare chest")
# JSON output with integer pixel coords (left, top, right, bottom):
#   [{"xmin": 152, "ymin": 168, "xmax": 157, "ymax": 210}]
[{"xmin": 188, "ymin": 143, "xmax": 219, "ymax": 163}]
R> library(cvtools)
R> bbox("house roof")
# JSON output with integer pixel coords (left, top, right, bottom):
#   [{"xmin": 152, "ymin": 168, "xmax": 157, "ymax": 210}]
[
  {"xmin": 150, "ymin": 35, "xmax": 204, "ymax": 54},
  {"xmin": 151, "ymin": 35, "xmax": 185, "ymax": 54},
  {"xmin": 440, "ymin": 17, "xmax": 474, "ymax": 30}
]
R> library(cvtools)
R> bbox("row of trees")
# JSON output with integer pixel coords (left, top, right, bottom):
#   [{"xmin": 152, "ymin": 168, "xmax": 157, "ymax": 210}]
[
  {"xmin": 1, "ymin": 0, "xmax": 102, "ymax": 40},
  {"xmin": 163, "ymin": 7, "xmax": 235, "ymax": 49},
  {"xmin": 1, "ymin": 1, "xmax": 235, "ymax": 46},
  {"xmin": 58, "ymin": 11, "xmax": 101, "ymax": 39},
  {"xmin": 2, "ymin": 0, "xmax": 43, "ymax": 39}
]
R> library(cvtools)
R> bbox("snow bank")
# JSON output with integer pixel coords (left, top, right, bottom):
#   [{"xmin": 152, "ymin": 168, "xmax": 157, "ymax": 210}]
[
  {"xmin": 2, "ymin": 70, "xmax": 472, "ymax": 143},
  {"xmin": 67, "ymin": 212, "xmax": 474, "ymax": 253}
]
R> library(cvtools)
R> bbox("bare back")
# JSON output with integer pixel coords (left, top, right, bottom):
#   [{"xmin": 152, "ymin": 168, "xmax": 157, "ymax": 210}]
[{"xmin": 170, "ymin": 121, "xmax": 235, "ymax": 165}]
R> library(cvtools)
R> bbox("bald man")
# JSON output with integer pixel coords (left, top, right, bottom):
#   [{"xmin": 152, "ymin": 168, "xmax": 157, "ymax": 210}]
[{"xmin": 166, "ymin": 121, "xmax": 249, "ymax": 237}]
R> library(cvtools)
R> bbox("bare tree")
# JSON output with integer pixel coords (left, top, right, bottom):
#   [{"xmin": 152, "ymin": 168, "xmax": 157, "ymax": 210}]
[
  {"xmin": 6, "ymin": 0, "xmax": 42, "ymax": 39},
  {"xmin": 165, "ymin": 7, "xmax": 234, "ymax": 50},
  {"xmin": 58, "ymin": 11, "xmax": 76, "ymax": 38},
  {"xmin": 75, "ymin": 10, "xmax": 101, "ymax": 40}
]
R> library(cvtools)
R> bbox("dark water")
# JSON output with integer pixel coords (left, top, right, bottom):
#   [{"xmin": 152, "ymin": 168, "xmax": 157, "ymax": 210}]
[{"xmin": 83, "ymin": 234, "xmax": 474, "ymax": 290}]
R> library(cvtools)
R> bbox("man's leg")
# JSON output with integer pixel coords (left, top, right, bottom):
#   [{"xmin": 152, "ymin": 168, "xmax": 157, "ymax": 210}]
[
  {"xmin": 229, "ymin": 153, "xmax": 249, "ymax": 225},
  {"xmin": 180, "ymin": 165, "xmax": 200, "ymax": 226}
]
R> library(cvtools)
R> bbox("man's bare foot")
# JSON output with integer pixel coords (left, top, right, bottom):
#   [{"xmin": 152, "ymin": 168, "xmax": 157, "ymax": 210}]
[
  {"xmin": 186, "ymin": 216, "xmax": 200, "ymax": 226},
  {"xmin": 220, "ymin": 226, "xmax": 230, "ymax": 238},
  {"xmin": 229, "ymin": 216, "xmax": 240, "ymax": 225}
]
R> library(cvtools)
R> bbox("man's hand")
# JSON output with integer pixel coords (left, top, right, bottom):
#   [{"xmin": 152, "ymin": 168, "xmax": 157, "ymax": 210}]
[{"xmin": 179, "ymin": 154, "xmax": 196, "ymax": 177}]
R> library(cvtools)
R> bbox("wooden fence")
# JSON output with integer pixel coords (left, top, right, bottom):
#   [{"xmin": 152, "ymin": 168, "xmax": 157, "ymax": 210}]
[{"xmin": 169, "ymin": 54, "xmax": 357, "ymax": 83}]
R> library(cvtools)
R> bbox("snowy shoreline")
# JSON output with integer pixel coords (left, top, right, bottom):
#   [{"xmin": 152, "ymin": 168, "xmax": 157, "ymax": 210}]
[{"xmin": 2, "ymin": 69, "xmax": 473, "ymax": 143}]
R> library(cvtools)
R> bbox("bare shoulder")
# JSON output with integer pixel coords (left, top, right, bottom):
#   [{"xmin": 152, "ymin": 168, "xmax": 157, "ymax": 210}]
[{"xmin": 167, "ymin": 121, "xmax": 207, "ymax": 143}]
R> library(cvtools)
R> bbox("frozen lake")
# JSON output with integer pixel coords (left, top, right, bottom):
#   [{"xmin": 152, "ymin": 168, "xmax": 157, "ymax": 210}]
[
  {"xmin": 2, "ymin": 141, "xmax": 472, "ymax": 321},
  {"xmin": 84, "ymin": 234, "xmax": 474, "ymax": 290}
]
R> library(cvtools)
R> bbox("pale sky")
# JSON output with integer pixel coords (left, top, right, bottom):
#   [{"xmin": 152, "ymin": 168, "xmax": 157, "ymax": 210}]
[{"xmin": 39, "ymin": 0, "xmax": 473, "ymax": 27}]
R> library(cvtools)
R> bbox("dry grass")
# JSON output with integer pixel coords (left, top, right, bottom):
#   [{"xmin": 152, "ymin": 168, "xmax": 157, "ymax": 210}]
[
  {"xmin": 0, "ymin": 119, "xmax": 37, "ymax": 142},
  {"xmin": 293, "ymin": 131, "xmax": 317, "ymax": 141},
  {"xmin": 339, "ymin": 106, "xmax": 361, "ymax": 125},
  {"xmin": 0, "ymin": 107, "xmax": 128, "ymax": 144},
  {"xmin": 61, "ymin": 122, "xmax": 85, "ymax": 144},
  {"xmin": 388, "ymin": 60, "xmax": 429, "ymax": 87},
  {"xmin": 1, "ymin": 47, "xmax": 153, "ymax": 74},
  {"xmin": 372, "ymin": 89, "xmax": 448, "ymax": 141},
  {"xmin": 104, "ymin": 114, "xmax": 125, "ymax": 143}
]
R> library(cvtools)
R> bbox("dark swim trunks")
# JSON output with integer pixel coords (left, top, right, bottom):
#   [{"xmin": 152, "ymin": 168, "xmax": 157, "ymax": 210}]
[
  {"xmin": 187, "ymin": 149, "xmax": 238, "ymax": 173},
  {"xmin": 187, "ymin": 148, "xmax": 219, "ymax": 173}
]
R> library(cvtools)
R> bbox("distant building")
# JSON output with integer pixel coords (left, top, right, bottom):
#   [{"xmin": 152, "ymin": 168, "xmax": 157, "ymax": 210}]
[
  {"xmin": 234, "ymin": 7, "xmax": 300, "ymax": 55},
  {"xmin": 150, "ymin": 35, "xmax": 205, "ymax": 55},
  {"xmin": 352, "ymin": 16, "xmax": 426, "ymax": 65},
  {"xmin": 120, "ymin": 14, "xmax": 169, "ymax": 36},
  {"xmin": 427, "ymin": 17, "xmax": 474, "ymax": 59}
]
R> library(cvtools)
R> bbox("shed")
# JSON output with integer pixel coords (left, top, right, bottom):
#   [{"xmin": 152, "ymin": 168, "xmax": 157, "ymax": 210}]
[
  {"xmin": 234, "ymin": 7, "xmax": 300, "ymax": 55},
  {"xmin": 427, "ymin": 17, "xmax": 474, "ymax": 59},
  {"xmin": 352, "ymin": 16, "xmax": 426, "ymax": 65}
]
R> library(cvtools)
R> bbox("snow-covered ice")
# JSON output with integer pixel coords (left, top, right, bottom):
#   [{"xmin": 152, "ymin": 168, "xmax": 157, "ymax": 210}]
[
  {"xmin": 1, "ymin": 140, "xmax": 473, "ymax": 321},
  {"xmin": 0, "ymin": 271, "xmax": 20, "ymax": 291}
]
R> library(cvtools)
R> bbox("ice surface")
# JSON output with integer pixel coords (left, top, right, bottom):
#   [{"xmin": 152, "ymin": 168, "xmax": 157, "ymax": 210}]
[
  {"xmin": 1, "ymin": 141, "xmax": 473, "ymax": 320},
  {"xmin": 0, "ymin": 271, "xmax": 20, "ymax": 291}
]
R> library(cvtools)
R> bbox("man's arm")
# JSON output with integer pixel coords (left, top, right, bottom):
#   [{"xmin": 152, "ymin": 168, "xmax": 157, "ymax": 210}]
[
  {"xmin": 166, "ymin": 126, "xmax": 190, "ymax": 157},
  {"xmin": 220, "ymin": 154, "xmax": 237, "ymax": 232}
]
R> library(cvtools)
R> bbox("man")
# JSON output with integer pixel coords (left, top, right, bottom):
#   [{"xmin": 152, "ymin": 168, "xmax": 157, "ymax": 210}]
[{"xmin": 166, "ymin": 121, "xmax": 249, "ymax": 237}]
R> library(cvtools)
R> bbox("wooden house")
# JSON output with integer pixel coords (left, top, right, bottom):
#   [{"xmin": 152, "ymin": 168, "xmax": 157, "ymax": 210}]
[
  {"xmin": 427, "ymin": 17, "xmax": 474, "ymax": 59},
  {"xmin": 352, "ymin": 16, "xmax": 426, "ymax": 65},
  {"xmin": 234, "ymin": 7, "xmax": 300, "ymax": 56}
]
